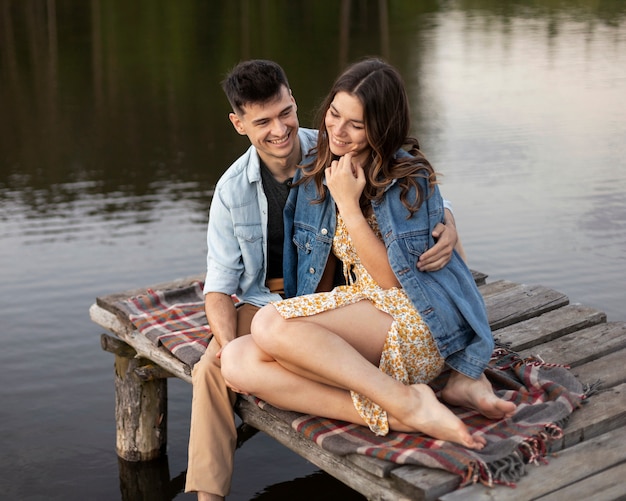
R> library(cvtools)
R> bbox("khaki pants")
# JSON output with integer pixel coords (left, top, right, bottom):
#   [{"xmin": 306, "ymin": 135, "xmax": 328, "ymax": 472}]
[{"xmin": 184, "ymin": 300, "xmax": 266, "ymax": 495}]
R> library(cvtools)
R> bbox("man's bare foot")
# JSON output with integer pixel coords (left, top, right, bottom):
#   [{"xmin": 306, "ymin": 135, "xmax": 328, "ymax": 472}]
[
  {"xmin": 441, "ymin": 371, "xmax": 517, "ymax": 420},
  {"xmin": 391, "ymin": 384, "xmax": 487, "ymax": 450},
  {"xmin": 197, "ymin": 492, "xmax": 224, "ymax": 501}
]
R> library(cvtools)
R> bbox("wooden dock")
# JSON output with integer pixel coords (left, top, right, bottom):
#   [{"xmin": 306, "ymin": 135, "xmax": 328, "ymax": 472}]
[{"xmin": 90, "ymin": 272, "xmax": 626, "ymax": 500}]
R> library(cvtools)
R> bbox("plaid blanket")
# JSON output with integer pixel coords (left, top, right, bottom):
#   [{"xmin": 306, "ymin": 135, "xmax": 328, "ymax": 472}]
[
  {"xmin": 256, "ymin": 351, "xmax": 584, "ymax": 487},
  {"xmin": 116, "ymin": 281, "xmax": 232, "ymax": 367},
  {"xmin": 116, "ymin": 280, "xmax": 584, "ymax": 487}
]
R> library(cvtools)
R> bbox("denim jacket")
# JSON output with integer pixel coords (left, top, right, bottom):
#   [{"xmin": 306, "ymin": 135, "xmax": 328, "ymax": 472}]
[
  {"xmin": 283, "ymin": 158, "xmax": 494, "ymax": 379},
  {"xmin": 204, "ymin": 128, "xmax": 317, "ymax": 307}
]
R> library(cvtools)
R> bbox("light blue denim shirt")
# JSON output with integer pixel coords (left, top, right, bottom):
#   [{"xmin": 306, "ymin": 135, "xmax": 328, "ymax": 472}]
[
  {"xmin": 283, "ymin": 158, "xmax": 494, "ymax": 379},
  {"xmin": 203, "ymin": 128, "xmax": 317, "ymax": 307}
]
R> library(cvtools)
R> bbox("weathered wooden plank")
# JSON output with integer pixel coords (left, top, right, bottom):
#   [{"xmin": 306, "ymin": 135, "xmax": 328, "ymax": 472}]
[
  {"xmin": 91, "ymin": 302, "xmax": 139, "ymax": 339},
  {"xmin": 344, "ymin": 454, "xmax": 399, "ymax": 479},
  {"xmin": 471, "ymin": 269, "xmax": 488, "ymax": 287},
  {"xmin": 518, "ymin": 322, "xmax": 626, "ymax": 368},
  {"xmin": 340, "ymin": 456, "xmax": 461, "ymax": 501},
  {"xmin": 493, "ymin": 304, "xmax": 606, "ymax": 351},
  {"xmin": 101, "ymin": 333, "xmax": 175, "ymax": 381},
  {"xmin": 90, "ymin": 303, "xmax": 192, "ymax": 382},
  {"xmin": 389, "ymin": 466, "xmax": 460, "ymax": 501},
  {"xmin": 101, "ymin": 332, "xmax": 138, "ymax": 358},
  {"xmin": 235, "ymin": 396, "xmax": 417, "ymax": 501},
  {"xmin": 570, "ymin": 348, "xmax": 626, "ymax": 391},
  {"xmin": 552, "ymin": 382, "xmax": 626, "ymax": 451},
  {"xmin": 478, "ymin": 279, "xmax": 517, "ymax": 298},
  {"xmin": 440, "ymin": 426, "xmax": 626, "ymax": 500},
  {"xmin": 484, "ymin": 284, "xmax": 569, "ymax": 330},
  {"xmin": 535, "ymin": 461, "xmax": 626, "ymax": 501}
]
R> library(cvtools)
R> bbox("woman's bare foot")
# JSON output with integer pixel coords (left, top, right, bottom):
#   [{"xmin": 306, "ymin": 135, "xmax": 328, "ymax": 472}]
[
  {"xmin": 392, "ymin": 384, "xmax": 487, "ymax": 450},
  {"xmin": 441, "ymin": 371, "xmax": 517, "ymax": 420}
]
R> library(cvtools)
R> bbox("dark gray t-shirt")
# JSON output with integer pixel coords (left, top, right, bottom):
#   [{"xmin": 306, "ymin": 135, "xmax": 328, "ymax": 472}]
[{"xmin": 260, "ymin": 161, "xmax": 293, "ymax": 280}]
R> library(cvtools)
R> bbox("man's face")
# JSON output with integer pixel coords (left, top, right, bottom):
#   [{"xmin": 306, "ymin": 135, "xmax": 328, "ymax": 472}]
[{"xmin": 229, "ymin": 85, "xmax": 299, "ymax": 164}]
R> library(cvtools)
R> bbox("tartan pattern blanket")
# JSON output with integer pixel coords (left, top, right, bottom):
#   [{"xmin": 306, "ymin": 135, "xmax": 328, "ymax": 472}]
[
  {"xmin": 116, "ymin": 280, "xmax": 584, "ymax": 487},
  {"xmin": 116, "ymin": 281, "xmax": 228, "ymax": 367},
  {"xmin": 255, "ymin": 351, "xmax": 584, "ymax": 487}
]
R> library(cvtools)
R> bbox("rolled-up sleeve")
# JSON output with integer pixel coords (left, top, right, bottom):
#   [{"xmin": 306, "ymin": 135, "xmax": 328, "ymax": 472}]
[{"xmin": 204, "ymin": 188, "xmax": 243, "ymax": 295}]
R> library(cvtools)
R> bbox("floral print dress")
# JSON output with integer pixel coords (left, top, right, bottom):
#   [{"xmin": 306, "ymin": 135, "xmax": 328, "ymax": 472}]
[{"xmin": 272, "ymin": 212, "xmax": 445, "ymax": 435}]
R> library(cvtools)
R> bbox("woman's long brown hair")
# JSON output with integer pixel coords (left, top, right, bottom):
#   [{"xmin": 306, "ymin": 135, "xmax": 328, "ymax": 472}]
[{"xmin": 301, "ymin": 58, "xmax": 438, "ymax": 218}]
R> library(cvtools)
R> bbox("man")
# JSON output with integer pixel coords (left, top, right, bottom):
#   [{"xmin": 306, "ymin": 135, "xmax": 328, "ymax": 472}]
[{"xmin": 185, "ymin": 59, "xmax": 460, "ymax": 500}]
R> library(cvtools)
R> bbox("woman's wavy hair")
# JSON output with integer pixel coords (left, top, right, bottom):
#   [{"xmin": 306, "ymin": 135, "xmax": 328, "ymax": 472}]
[{"xmin": 301, "ymin": 58, "xmax": 437, "ymax": 217}]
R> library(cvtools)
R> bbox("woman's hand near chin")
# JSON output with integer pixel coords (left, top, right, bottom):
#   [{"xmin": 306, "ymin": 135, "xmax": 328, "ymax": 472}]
[{"xmin": 325, "ymin": 151, "xmax": 365, "ymax": 216}]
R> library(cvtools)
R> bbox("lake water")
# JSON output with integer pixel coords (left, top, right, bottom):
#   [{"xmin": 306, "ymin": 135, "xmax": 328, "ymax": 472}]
[{"xmin": 1, "ymin": 1, "xmax": 625, "ymax": 500}]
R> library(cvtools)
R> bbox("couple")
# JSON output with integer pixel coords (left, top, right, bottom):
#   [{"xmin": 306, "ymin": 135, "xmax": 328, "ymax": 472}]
[{"xmin": 186, "ymin": 58, "xmax": 516, "ymax": 500}]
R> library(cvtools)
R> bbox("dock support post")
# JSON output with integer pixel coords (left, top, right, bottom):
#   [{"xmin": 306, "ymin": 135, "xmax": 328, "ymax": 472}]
[{"xmin": 102, "ymin": 334, "xmax": 167, "ymax": 461}]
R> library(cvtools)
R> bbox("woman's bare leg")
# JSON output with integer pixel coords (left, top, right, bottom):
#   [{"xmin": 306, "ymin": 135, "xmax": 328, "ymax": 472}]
[
  {"xmin": 247, "ymin": 301, "xmax": 486, "ymax": 449},
  {"xmin": 221, "ymin": 335, "xmax": 361, "ymax": 422},
  {"xmin": 222, "ymin": 334, "xmax": 481, "ymax": 447}
]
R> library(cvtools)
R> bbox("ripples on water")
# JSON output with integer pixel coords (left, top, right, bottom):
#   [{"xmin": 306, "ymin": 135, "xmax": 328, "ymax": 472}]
[
  {"xmin": 0, "ymin": 2, "xmax": 625, "ymax": 500},
  {"xmin": 417, "ymin": 11, "xmax": 626, "ymax": 320}
]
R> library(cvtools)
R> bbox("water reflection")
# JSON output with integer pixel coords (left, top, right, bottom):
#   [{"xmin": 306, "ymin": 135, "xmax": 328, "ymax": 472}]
[
  {"xmin": 117, "ymin": 457, "xmax": 365, "ymax": 501},
  {"xmin": 0, "ymin": 0, "xmax": 402, "ymax": 215},
  {"xmin": 118, "ymin": 456, "xmax": 184, "ymax": 501},
  {"xmin": 2, "ymin": 0, "xmax": 624, "ymax": 218}
]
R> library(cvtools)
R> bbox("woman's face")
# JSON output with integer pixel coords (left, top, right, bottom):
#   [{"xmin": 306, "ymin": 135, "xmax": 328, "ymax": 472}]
[{"xmin": 325, "ymin": 91, "xmax": 370, "ymax": 165}]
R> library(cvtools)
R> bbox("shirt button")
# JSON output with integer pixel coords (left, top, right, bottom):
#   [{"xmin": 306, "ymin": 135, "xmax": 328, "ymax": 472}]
[
  {"xmin": 309, "ymin": 267, "xmax": 315, "ymax": 274},
  {"xmin": 321, "ymin": 228, "xmax": 328, "ymax": 235}
]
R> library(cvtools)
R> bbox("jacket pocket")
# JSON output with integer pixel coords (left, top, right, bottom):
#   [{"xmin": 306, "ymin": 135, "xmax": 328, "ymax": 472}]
[
  {"xmin": 292, "ymin": 224, "xmax": 316, "ymax": 254},
  {"xmin": 402, "ymin": 232, "xmax": 431, "ymax": 259},
  {"xmin": 234, "ymin": 223, "xmax": 264, "ymax": 271}
]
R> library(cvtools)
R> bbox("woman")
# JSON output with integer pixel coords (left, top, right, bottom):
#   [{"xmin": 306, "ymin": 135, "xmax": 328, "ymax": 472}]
[{"xmin": 221, "ymin": 58, "xmax": 515, "ymax": 449}]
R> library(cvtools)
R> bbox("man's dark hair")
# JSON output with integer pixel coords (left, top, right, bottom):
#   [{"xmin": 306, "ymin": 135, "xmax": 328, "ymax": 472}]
[{"xmin": 222, "ymin": 60, "xmax": 290, "ymax": 116}]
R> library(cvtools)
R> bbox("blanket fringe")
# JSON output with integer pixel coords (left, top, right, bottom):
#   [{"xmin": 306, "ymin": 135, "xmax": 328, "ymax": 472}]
[
  {"xmin": 470, "ymin": 421, "xmax": 565, "ymax": 488},
  {"xmin": 582, "ymin": 379, "xmax": 603, "ymax": 400},
  {"xmin": 519, "ymin": 354, "xmax": 570, "ymax": 369},
  {"xmin": 491, "ymin": 348, "xmax": 571, "ymax": 371},
  {"xmin": 485, "ymin": 451, "xmax": 524, "ymax": 487},
  {"xmin": 463, "ymin": 459, "xmax": 494, "ymax": 488}
]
